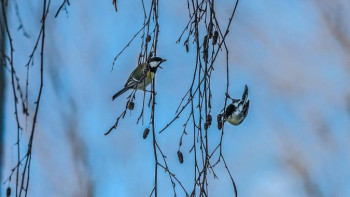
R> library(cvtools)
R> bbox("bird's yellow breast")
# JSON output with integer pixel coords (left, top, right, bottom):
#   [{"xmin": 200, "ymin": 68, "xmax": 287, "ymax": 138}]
[
  {"xmin": 147, "ymin": 71, "xmax": 155, "ymax": 79},
  {"xmin": 137, "ymin": 71, "xmax": 154, "ymax": 90}
]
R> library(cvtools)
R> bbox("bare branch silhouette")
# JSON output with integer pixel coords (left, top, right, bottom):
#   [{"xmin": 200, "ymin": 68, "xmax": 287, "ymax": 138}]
[
  {"xmin": 2, "ymin": 0, "xmax": 51, "ymax": 196},
  {"xmin": 55, "ymin": 0, "xmax": 70, "ymax": 18},
  {"xmin": 108, "ymin": 0, "xmax": 242, "ymax": 196}
]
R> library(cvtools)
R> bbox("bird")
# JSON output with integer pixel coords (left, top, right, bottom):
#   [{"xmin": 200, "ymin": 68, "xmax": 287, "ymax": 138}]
[
  {"xmin": 112, "ymin": 57, "xmax": 166, "ymax": 100},
  {"xmin": 224, "ymin": 85, "xmax": 250, "ymax": 125}
]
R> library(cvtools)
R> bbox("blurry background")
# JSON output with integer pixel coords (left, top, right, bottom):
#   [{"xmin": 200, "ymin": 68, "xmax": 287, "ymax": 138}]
[{"xmin": 1, "ymin": 0, "xmax": 350, "ymax": 196}]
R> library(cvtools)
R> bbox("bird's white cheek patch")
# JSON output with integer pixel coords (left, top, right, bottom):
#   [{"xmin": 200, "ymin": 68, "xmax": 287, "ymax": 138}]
[{"xmin": 149, "ymin": 61, "xmax": 160, "ymax": 68}]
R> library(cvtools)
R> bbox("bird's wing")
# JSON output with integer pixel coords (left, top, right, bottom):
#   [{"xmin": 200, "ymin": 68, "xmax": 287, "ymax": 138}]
[
  {"xmin": 242, "ymin": 100, "xmax": 250, "ymax": 117},
  {"xmin": 238, "ymin": 100, "xmax": 250, "ymax": 124},
  {"xmin": 236, "ymin": 100, "xmax": 244, "ymax": 111},
  {"xmin": 124, "ymin": 63, "xmax": 147, "ymax": 88}
]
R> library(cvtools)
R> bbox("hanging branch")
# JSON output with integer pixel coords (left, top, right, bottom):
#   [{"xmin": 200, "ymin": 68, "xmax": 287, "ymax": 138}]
[
  {"xmin": 158, "ymin": 0, "xmax": 240, "ymax": 196},
  {"xmin": 1, "ymin": 1, "xmax": 22, "ymax": 196},
  {"xmin": 3, "ymin": 0, "xmax": 243, "ymax": 196},
  {"xmin": 19, "ymin": 0, "xmax": 50, "ymax": 196},
  {"xmin": 55, "ymin": 0, "xmax": 69, "ymax": 18},
  {"xmin": 112, "ymin": 0, "xmax": 118, "ymax": 12},
  {"xmin": 107, "ymin": 0, "xmax": 186, "ymax": 196},
  {"xmin": 108, "ymin": 0, "xmax": 241, "ymax": 196},
  {"xmin": 3, "ymin": 0, "xmax": 51, "ymax": 196}
]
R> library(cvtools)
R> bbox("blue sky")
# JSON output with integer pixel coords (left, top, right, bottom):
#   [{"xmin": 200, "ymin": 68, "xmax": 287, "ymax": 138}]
[{"xmin": 2, "ymin": 0, "xmax": 350, "ymax": 196}]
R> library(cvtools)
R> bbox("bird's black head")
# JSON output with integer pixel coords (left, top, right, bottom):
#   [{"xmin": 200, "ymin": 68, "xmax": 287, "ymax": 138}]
[{"xmin": 148, "ymin": 57, "xmax": 166, "ymax": 72}]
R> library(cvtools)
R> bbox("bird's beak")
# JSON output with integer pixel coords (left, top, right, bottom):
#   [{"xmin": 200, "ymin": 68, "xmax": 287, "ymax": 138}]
[{"xmin": 159, "ymin": 59, "xmax": 166, "ymax": 69}]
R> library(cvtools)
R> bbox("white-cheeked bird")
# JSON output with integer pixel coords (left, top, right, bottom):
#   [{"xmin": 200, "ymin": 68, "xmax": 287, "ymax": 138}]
[
  {"xmin": 112, "ymin": 57, "xmax": 166, "ymax": 100},
  {"xmin": 224, "ymin": 85, "xmax": 250, "ymax": 125}
]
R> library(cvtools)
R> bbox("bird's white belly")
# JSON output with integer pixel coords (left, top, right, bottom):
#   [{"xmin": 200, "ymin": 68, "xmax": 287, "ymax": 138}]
[{"xmin": 227, "ymin": 115, "xmax": 242, "ymax": 125}]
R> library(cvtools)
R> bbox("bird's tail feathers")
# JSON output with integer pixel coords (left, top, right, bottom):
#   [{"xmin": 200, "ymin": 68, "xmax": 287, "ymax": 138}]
[
  {"xmin": 242, "ymin": 85, "xmax": 249, "ymax": 101},
  {"xmin": 112, "ymin": 87, "xmax": 129, "ymax": 100}
]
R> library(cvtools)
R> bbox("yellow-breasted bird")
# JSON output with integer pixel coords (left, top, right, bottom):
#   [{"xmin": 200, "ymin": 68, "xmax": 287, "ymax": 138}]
[
  {"xmin": 112, "ymin": 57, "xmax": 166, "ymax": 100},
  {"xmin": 224, "ymin": 85, "xmax": 250, "ymax": 125}
]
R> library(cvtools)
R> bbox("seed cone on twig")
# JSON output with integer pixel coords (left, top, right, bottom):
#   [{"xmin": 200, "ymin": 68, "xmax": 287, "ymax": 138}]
[
  {"xmin": 146, "ymin": 35, "xmax": 151, "ymax": 42},
  {"xmin": 212, "ymin": 31, "xmax": 219, "ymax": 45},
  {"xmin": 204, "ymin": 122, "xmax": 209, "ymax": 130},
  {"xmin": 208, "ymin": 22, "xmax": 213, "ymax": 38},
  {"xmin": 143, "ymin": 128, "xmax": 150, "ymax": 139},
  {"xmin": 128, "ymin": 101, "xmax": 135, "ymax": 110},
  {"xmin": 217, "ymin": 114, "xmax": 222, "ymax": 122},
  {"xmin": 177, "ymin": 150, "xmax": 184, "ymax": 164},
  {"xmin": 203, "ymin": 35, "xmax": 208, "ymax": 49},
  {"xmin": 218, "ymin": 122, "xmax": 223, "ymax": 130},
  {"xmin": 217, "ymin": 114, "xmax": 223, "ymax": 130},
  {"xmin": 207, "ymin": 114, "xmax": 212, "ymax": 125},
  {"xmin": 7, "ymin": 187, "xmax": 11, "ymax": 197}
]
